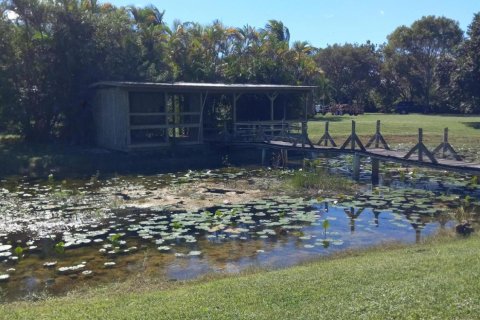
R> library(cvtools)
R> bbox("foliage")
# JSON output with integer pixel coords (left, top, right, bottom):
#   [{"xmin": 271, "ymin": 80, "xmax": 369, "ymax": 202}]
[
  {"xmin": 0, "ymin": 4, "xmax": 479, "ymax": 143},
  {"xmin": 54, "ymin": 241, "xmax": 65, "ymax": 255},
  {"xmin": 108, "ymin": 234, "xmax": 122, "ymax": 246},
  {"xmin": 14, "ymin": 246, "xmax": 23, "ymax": 257},
  {"xmin": 383, "ymin": 16, "xmax": 464, "ymax": 112},
  {"xmin": 315, "ymin": 42, "xmax": 381, "ymax": 110},
  {"xmin": 289, "ymin": 169, "xmax": 353, "ymax": 194}
]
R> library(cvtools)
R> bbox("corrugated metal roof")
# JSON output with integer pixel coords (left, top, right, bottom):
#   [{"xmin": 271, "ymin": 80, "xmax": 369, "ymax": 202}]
[{"xmin": 90, "ymin": 81, "xmax": 316, "ymax": 92}]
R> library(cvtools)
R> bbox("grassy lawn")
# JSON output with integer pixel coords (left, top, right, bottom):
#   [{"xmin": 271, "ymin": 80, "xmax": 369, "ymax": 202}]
[
  {"xmin": 308, "ymin": 113, "xmax": 480, "ymax": 148},
  {"xmin": 2, "ymin": 233, "xmax": 480, "ymax": 319}
]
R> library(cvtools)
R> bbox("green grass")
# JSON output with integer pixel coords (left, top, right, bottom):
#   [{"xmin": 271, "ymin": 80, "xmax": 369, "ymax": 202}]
[
  {"xmin": 308, "ymin": 113, "xmax": 480, "ymax": 148},
  {"xmin": 2, "ymin": 233, "xmax": 480, "ymax": 319}
]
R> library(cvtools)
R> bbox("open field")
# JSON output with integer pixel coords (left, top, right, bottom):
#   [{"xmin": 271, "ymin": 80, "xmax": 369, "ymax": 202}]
[
  {"xmin": 2, "ymin": 232, "xmax": 479, "ymax": 320},
  {"xmin": 308, "ymin": 113, "xmax": 480, "ymax": 151}
]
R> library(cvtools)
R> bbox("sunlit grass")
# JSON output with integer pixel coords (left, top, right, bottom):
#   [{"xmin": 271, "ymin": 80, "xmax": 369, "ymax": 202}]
[
  {"xmin": 308, "ymin": 113, "xmax": 480, "ymax": 148},
  {"xmin": 2, "ymin": 233, "xmax": 479, "ymax": 319}
]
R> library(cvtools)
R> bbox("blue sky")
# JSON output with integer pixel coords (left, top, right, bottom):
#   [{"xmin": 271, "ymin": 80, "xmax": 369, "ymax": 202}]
[{"xmin": 109, "ymin": 0, "xmax": 480, "ymax": 47}]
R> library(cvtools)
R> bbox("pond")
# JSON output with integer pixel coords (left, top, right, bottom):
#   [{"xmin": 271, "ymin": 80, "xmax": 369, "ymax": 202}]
[{"xmin": 0, "ymin": 158, "xmax": 479, "ymax": 302}]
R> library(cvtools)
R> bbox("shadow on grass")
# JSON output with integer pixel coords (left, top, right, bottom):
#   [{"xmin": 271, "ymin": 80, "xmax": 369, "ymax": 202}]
[
  {"xmin": 310, "ymin": 115, "xmax": 350, "ymax": 122},
  {"xmin": 462, "ymin": 122, "xmax": 480, "ymax": 130}
]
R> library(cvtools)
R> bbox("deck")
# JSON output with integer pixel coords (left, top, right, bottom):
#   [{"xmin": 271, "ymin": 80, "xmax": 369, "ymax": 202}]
[{"xmin": 223, "ymin": 120, "xmax": 480, "ymax": 175}]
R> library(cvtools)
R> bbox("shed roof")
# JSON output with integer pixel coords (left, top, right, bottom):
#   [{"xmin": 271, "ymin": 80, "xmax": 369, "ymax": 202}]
[{"xmin": 90, "ymin": 81, "xmax": 316, "ymax": 92}]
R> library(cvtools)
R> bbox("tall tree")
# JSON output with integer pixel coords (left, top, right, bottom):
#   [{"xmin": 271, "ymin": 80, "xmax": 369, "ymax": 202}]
[
  {"xmin": 384, "ymin": 16, "xmax": 463, "ymax": 112},
  {"xmin": 451, "ymin": 12, "xmax": 480, "ymax": 113},
  {"xmin": 315, "ymin": 42, "xmax": 381, "ymax": 110}
]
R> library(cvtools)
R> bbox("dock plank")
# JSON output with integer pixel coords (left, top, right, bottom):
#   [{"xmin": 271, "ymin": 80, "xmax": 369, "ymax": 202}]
[{"xmin": 231, "ymin": 140, "xmax": 480, "ymax": 174}]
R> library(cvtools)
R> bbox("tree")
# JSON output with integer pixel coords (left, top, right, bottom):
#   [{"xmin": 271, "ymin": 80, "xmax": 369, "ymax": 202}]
[
  {"xmin": 384, "ymin": 16, "xmax": 463, "ymax": 112},
  {"xmin": 451, "ymin": 12, "xmax": 480, "ymax": 113},
  {"xmin": 315, "ymin": 42, "xmax": 381, "ymax": 110}
]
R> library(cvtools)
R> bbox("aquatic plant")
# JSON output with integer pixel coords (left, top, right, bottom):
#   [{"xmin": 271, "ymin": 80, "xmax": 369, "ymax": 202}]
[
  {"xmin": 451, "ymin": 206, "xmax": 476, "ymax": 223},
  {"xmin": 14, "ymin": 246, "xmax": 23, "ymax": 257},
  {"xmin": 108, "ymin": 234, "xmax": 122, "ymax": 247},
  {"xmin": 54, "ymin": 242, "xmax": 65, "ymax": 255},
  {"xmin": 469, "ymin": 176, "xmax": 478, "ymax": 187},
  {"xmin": 289, "ymin": 169, "xmax": 354, "ymax": 194},
  {"xmin": 463, "ymin": 195, "xmax": 472, "ymax": 207},
  {"xmin": 214, "ymin": 210, "xmax": 223, "ymax": 218},
  {"xmin": 171, "ymin": 221, "xmax": 183, "ymax": 229},
  {"xmin": 322, "ymin": 219, "xmax": 330, "ymax": 238}
]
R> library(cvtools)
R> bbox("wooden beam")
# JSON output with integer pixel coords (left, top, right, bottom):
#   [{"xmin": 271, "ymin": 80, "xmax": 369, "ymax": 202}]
[
  {"xmin": 317, "ymin": 121, "xmax": 337, "ymax": 147},
  {"xmin": 432, "ymin": 128, "xmax": 462, "ymax": 161},
  {"xmin": 365, "ymin": 120, "xmax": 390, "ymax": 150},
  {"xmin": 164, "ymin": 92, "xmax": 169, "ymax": 144},
  {"xmin": 267, "ymin": 92, "xmax": 278, "ymax": 122},
  {"xmin": 340, "ymin": 120, "xmax": 366, "ymax": 151},
  {"xmin": 292, "ymin": 121, "xmax": 314, "ymax": 149},
  {"xmin": 404, "ymin": 128, "xmax": 437, "ymax": 163}
]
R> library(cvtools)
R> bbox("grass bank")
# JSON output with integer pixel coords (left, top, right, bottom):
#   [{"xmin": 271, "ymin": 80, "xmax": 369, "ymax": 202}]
[
  {"xmin": 308, "ymin": 113, "xmax": 480, "ymax": 149},
  {"xmin": 2, "ymin": 232, "xmax": 479, "ymax": 319}
]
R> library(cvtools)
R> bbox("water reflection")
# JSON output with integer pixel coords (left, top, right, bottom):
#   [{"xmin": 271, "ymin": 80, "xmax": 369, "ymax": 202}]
[
  {"xmin": 1, "ymin": 162, "xmax": 479, "ymax": 302},
  {"xmin": 0, "ymin": 198, "xmax": 459, "ymax": 302}
]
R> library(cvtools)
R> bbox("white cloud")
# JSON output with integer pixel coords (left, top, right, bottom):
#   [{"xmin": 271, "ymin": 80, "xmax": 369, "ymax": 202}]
[{"xmin": 380, "ymin": 10, "xmax": 385, "ymax": 16}]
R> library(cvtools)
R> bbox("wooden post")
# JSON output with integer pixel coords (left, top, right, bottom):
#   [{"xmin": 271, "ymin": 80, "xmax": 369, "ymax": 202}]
[
  {"xmin": 365, "ymin": 120, "xmax": 390, "ymax": 150},
  {"xmin": 340, "ymin": 120, "xmax": 366, "ymax": 151},
  {"xmin": 371, "ymin": 158, "xmax": 380, "ymax": 185},
  {"xmin": 233, "ymin": 93, "xmax": 242, "ymax": 138},
  {"xmin": 317, "ymin": 121, "xmax": 337, "ymax": 147},
  {"xmin": 418, "ymin": 128, "xmax": 423, "ymax": 161},
  {"xmin": 353, "ymin": 152, "xmax": 360, "ymax": 181},
  {"xmin": 352, "ymin": 121, "xmax": 356, "ymax": 150},
  {"xmin": 282, "ymin": 149, "xmax": 288, "ymax": 167},
  {"xmin": 293, "ymin": 121, "xmax": 314, "ymax": 149},
  {"xmin": 404, "ymin": 128, "xmax": 437, "ymax": 163},
  {"xmin": 432, "ymin": 128, "xmax": 462, "ymax": 161},
  {"xmin": 165, "ymin": 93, "xmax": 170, "ymax": 144}
]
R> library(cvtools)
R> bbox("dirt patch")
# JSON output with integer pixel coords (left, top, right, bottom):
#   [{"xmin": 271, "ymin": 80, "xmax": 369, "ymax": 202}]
[{"xmin": 114, "ymin": 176, "xmax": 285, "ymax": 212}]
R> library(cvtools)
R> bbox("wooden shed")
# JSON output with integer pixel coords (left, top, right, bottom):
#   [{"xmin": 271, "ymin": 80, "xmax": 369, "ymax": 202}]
[{"xmin": 90, "ymin": 81, "xmax": 315, "ymax": 151}]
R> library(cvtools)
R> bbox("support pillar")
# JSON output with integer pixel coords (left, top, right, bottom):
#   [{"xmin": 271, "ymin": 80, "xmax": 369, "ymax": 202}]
[
  {"xmin": 282, "ymin": 149, "xmax": 288, "ymax": 167},
  {"xmin": 233, "ymin": 93, "xmax": 242, "ymax": 138},
  {"xmin": 404, "ymin": 128, "xmax": 437, "ymax": 163},
  {"xmin": 317, "ymin": 121, "xmax": 336, "ymax": 147},
  {"xmin": 371, "ymin": 158, "xmax": 380, "ymax": 185},
  {"xmin": 340, "ymin": 120, "xmax": 365, "ymax": 151},
  {"xmin": 365, "ymin": 120, "xmax": 390, "ymax": 150},
  {"xmin": 293, "ymin": 121, "xmax": 314, "ymax": 149},
  {"xmin": 432, "ymin": 128, "xmax": 462, "ymax": 161},
  {"xmin": 261, "ymin": 148, "xmax": 266, "ymax": 166},
  {"xmin": 353, "ymin": 152, "xmax": 360, "ymax": 181}
]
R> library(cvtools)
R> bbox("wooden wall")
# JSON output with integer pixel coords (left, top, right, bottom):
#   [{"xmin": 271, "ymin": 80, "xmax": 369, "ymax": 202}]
[{"xmin": 93, "ymin": 88, "xmax": 129, "ymax": 151}]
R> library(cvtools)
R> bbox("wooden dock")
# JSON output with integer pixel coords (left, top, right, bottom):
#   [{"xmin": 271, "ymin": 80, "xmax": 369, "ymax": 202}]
[{"xmin": 225, "ymin": 120, "xmax": 480, "ymax": 176}]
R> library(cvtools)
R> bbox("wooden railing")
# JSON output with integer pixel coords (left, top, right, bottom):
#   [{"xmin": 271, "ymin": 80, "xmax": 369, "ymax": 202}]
[{"xmin": 233, "ymin": 121, "xmax": 302, "ymax": 142}]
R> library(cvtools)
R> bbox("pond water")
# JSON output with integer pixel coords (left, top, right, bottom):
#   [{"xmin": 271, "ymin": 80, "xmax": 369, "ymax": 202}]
[{"xmin": 0, "ymin": 158, "xmax": 479, "ymax": 302}]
